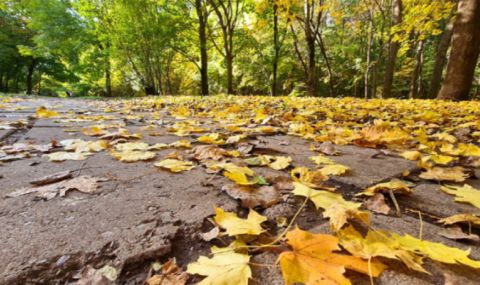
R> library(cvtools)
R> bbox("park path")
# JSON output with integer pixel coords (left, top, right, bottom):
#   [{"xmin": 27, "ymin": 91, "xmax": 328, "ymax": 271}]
[{"xmin": 0, "ymin": 97, "xmax": 479, "ymax": 284}]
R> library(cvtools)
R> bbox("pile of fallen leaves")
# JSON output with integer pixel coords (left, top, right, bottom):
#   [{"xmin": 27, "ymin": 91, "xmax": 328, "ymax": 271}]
[{"xmin": 2, "ymin": 95, "xmax": 480, "ymax": 284}]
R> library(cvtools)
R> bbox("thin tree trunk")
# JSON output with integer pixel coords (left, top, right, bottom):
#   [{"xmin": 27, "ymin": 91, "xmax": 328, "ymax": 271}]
[
  {"xmin": 428, "ymin": 13, "xmax": 455, "ymax": 98},
  {"xmin": 196, "ymin": 0, "xmax": 209, "ymax": 95},
  {"xmin": 26, "ymin": 58, "xmax": 36, "ymax": 95},
  {"xmin": 409, "ymin": 39, "xmax": 425, "ymax": 98},
  {"xmin": 0, "ymin": 72, "xmax": 4, "ymax": 92},
  {"xmin": 365, "ymin": 16, "xmax": 374, "ymax": 99},
  {"xmin": 272, "ymin": 2, "xmax": 279, "ymax": 96},
  {"xmin": 438, "ymin": 0, "xmax": 480, "ymax": 100},
  {"xmin": 105, "ymin": 56, "xmax": 112, "ymax": 97},
  {"xmin": 317, "ymin": 32, "xmax": 334, "ymax": 97},
  {"xmin": 382, "ymin": 0, "xmax": 403, "ymax": 98}
]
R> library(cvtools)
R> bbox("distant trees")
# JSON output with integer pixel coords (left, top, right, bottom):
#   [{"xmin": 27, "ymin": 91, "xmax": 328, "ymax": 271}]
[{"xmin": 0, "ymin": 0, "xmax": 479, "ymax": 98}]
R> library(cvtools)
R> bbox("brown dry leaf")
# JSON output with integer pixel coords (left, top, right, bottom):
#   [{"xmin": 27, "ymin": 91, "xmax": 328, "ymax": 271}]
[
  {"xmin": 358, "ymin": 179, "xmax": 412, "ymax": 197},
  {"xmin": 7, "ymin": 176, "xmax": 103, "ymax": 200},
  {"xmin": 311, "ymin": 142, "xmax": 339, "ymax": 155},
  {"xmin": 439, "ymin": 226, "xmax": 480, "ymax": 242},
  {"xmin": 364, "ymin": 193, "xmax": 391, "ymax": 215},
  {"xmin": 146, "ymin": 259, "xmax": 188, "ymax": 285},
  {"xmin": 193, "ymin": 145, "xmax": 227, "ymax": 161},
  {"xmin": 77, "ymin": 266, "xmax": 114, "ymax": 285},
  {"xmin": 222, "ymin": 183, "xmax": 281, "ymax": 208},
  {"xmin": 438, "ymin": 214, "xmax": 480, "ymax": 227},
  {"xmin": 419, "ymin": 167, "xmax": 468, "ymax": 182},
  {"xmin": 279, "ymin": 227, "xmax": 385, "ymax": 285},
  {"xmin": 200, "ymin": 227, "xmax": 220, "ymax": 242}
]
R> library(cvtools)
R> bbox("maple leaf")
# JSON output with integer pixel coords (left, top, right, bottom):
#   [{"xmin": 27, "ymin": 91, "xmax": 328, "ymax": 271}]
[
  {"xmin": 419, "ymin": 167, "xmax": 468, "ymax": 182},
  {"xmin": 213, "ymin": 207, "xmax": 266, "ymax": 236},
  {"xmin": 169, "ymin": 140, "xmax": 192, "ymax": 149},
  {"xmin": 269, "ymin": 156, "xmax": 292, "ymax": 170},
  {"xmin": 36, "ymin": 106, "xmax": 59, "ymax": 118},
  {"xmin": 111, "ymin": 150, "xmax": 156, "ymax": 162},
  {"xmin": 115, "ymin": 142, "xmax": 150, "ymax": 151},
  {"xmin": 45, "ymin": 151, "xmax": 89, "ymax": 162},
  {"xmin": 279, "ymin": 227, "xmax": 385, "ymax": 285},
  {"xmin": 82, "ymin": 125, "xmax": 106, "ymax": 136},
  {"xmin": 441, "ymin": 184, "xmax": 480, "ymax": 208},
  {"xmin": 319, "ymin": 164, "xmax": 349, "ymax": 176},
  {"xmin": 338, "ymin": 226, "xmax": 427, "ymax": 273},
  {"xmin": 155, "ymin": 159, "xmax": 195, "ymax": 172},
  {"xmin": 400, "ymin": 150, "xmax": 421, "ymax": 161},
  {"xmin": 187, "ymin": 245, "xmax": 251, "ymax": 285},
  {"xmin": 439, "ymin": 214, "xmax": 480, "ymax": 226},
  {"xmin": 193, "ymin": 145, "xmax": 227, "ymax": 161},
  {"xmin": 291, "ymin": 167, "xmax": 328, "ymax": 189},
  {"xmin": 309, "ymin": 154, "xmax": 334, "ymax": 165},
  {"xmin": 198, "ymin": 133, "xmax": 225, "ymax": 145},
  {"xmin": 292, "ymin": 182, "xmax": 369, "ymax": 231},
  {"xmin": 224, "ymin": 171, "xmax": 259, "ymax": 185},
  {"xmin": 358, "ymin": 179, "xmax": 412, "ymax": 197}
]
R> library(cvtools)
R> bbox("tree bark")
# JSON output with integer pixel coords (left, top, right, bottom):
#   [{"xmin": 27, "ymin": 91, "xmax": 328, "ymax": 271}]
[
  {"xmin": 195, "ymin": 0, "xmax": 209, "ymax": 95},
  {"xmin": 382, "ymin": 0, "xmax": 403, "ymax": 98},
  {"xmin": 26, "ymin": 58, "xmax": 37, "ymax": 95},
  {"xmin": 409, "ymin": 39, "xmax": 425, "ymax": 98},
  {"xmin": 365, "ymin": 14, "xmax": 374, "ymax": 99},
  {"xmin": 438, "ymin": 0, "xmax": 480, "ymax": 100},
  {"xmin": 428, "ymin": 13, "xmax": 455, "ymax": 98},
  {"xmin": 272, "ymin": 2, "xmax": 279, "ymax": 96}
]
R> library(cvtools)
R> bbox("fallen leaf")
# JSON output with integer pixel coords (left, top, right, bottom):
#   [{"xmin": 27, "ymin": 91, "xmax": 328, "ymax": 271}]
[
  {"xmin": 193, "ymin": 145, "xmax": 227, "ymax": 161},
  {"xmin": 419, "ymin": 167, "xmax": 468, "ymax": 182},
  {"xmin": 222, "ymin": 184, "xmax": 281, "ymax": 208},
  {"xmin": 363, "ymin": 193, "xmax": 391, "ymax": 215},
  {"xmin": 200, "ymin": 227, "xmax": 220, "ymax": 242},
  {"xmin": 45, "ymin": 151, "xmax": 88, "ymax": 162},
  {"xmin": 214, "ymin": 207, "xmax": 266, "ymax": 236},
  {"xmin": 309, "ymin": 154, "xmax": 334, "ymax": 165},
  {"xmin": 111, "ymin": 150, "xmax": 156, "ymax": 162},
  {"xmin": 36, "ymin": 106, "xmax": 59, "ymax": 118},
  {"xmin": 358, "ymin": 179, "xmax": 412, "ymax": 197},
  {"xmin": 438, "ymin": 214, "xmax": 480, "ymax": 227},
  {"xmin": 279, "ymin": 227, "xmax": 385, "ymax": 285},
  {"xmin": 146, "ymin": 259, "xmax": 188, "ymax": 285},
  {"xmin": 292, "ymin": 182, "xmax": 369, "ymax": 231},
  {"xmin": 441, "ymin": 184, "xmax": 480, "ymax": 208},
  {"xmin": 439, "ymin": 226, "xmax": 480, "ymax": 242},
  {"xmin": 115, "ymin": 142, "xmax": 150, "ymax": 151},
  {"xmin": 187, "ymin": 245, "xmax": 251, "ymax": 285},
  {"xmin": 400, "ymin": 150, "xmax": 421, "ymax": 161},
  {"xmin": 269, "ymin": 156, "xmax": 292, "ymax": 170},
  {"xmin": 319, "ymin": 164, "xmax": 349, "ymax": 176},
  {"xmin": 291, "ymin": 167, "xmax": 328, "ymax": 189},
  {"xmin": 155, "ymin": 159, "xmax": 195, "ymax": 173},
  {"xmin": 7, "ymin": 176, "xmax": 102, "ymax": 200}
]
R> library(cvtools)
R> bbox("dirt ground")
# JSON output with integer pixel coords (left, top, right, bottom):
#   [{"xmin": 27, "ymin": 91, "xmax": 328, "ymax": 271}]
[{"xmin": 0, "ymin": 97, "xmax": 479, "ymax": 284}]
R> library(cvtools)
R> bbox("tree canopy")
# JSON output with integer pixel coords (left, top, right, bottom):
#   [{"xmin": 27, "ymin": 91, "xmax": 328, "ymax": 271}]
[{"xmin": 1, "ymin": 0, "xmax": 479, "ymax": 99}]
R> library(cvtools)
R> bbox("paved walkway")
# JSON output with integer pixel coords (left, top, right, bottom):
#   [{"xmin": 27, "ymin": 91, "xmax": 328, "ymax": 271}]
[{"xmin": 0, "ymin": 97, "xmax": 479, "ymax": 284}]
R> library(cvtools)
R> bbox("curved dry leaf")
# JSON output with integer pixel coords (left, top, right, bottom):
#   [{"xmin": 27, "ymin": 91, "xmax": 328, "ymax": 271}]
[{"xmin": 419, "ymin": 167, "xmax": 468, "ymax": 182}]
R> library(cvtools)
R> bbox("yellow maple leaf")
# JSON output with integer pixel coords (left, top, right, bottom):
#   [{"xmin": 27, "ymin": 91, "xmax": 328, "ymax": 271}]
[
  {"xmin": 187, "ymin": 245, "xmax": 251, "ymax": 285},
  {"xmin": 338, "ymin": 226, "xmax": 426, "ymax": 273},
  {"xmin": 291, "ymin": 167, "xmax": 328, "ymax": 189},
  {"xmin": 36, "ymin": 106, "xmax": 59, "ymax": 118},
  {"xmin": 45, "ymin": 152, "xmax": 88, "ymax": 162},
  {"xmin": 439, "ymin": 214, "xmax": 480, "ymax": 226},
  {"xmin": 115, "ymin": 142, "xmax": 150, "ymax": 151},
  {"xmin": 441, "ymin": 184, "xmax": 480, "ymax": 209},
  {"xmin": 279, "ymin": 227, "xmax": 385, "ymax": 285},
  {"xmin": 111, "ymin": 150, "xmax": 156, "ymax": 162},
  {"xmin": 224, "ymin": 171, "xmax": 259, "ymax": 185},
  {"xmin": 169, "ymin": 140, "xmax": 192, "ymax": 149},
  {"xmin": 358, "ymin": 179, "xmax": 412, "ymax": 197},
  {"xmin": 213, "ymin": 208, "xmax": 266, "ymax": 236},
  {"xmin": 419, "ymin": 167, "xmax": 468, "ymax": 182},
  {"xmin": 292, "ymin": 182, "xmax": 369, "ymax": 231},
  {"xmin": 269, "ymin": 156, "xmax": 292, "ymax": 170},
  {"xmin": 429, "ymin": 153, "xmax": 457, "ymax": 165},
  {"xmin": 155, "ymin": 159, "xmax": 195, "ymax": 173},
  {"xmin": 82, "ymin": 125, "xmax": 106, "ymax": 136},
  {"xmin": 400, "ymin": 150, "xmax": 421, "ymax": 161},
  {"xmin": 198, "ymin": 133, "xmax": 225, "ymax": 145},
  {"xmin": 309, "ymin": 154, "xmax": 334, "ymax": 165},
  {"xmin": 319, "ymin": 164, "xmax": 349, "ymax": 176}
]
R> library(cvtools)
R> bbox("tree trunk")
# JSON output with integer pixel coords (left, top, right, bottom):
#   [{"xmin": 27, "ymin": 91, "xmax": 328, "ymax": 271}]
[
  {"xmin": 304, "ymin": 2, "xmax": 316, "ymax": 97},
  {"xmin": 0, "ymin": 72, "xmax": 4, "ymax": 92},
  {"xmin": 105, "ymin": 56, "xmax": 112, "ymax": 97},
  {"xmin": 409, "ymin": 39, "xmax": 425, "ymax": 98},
  {"xmin": 365, "ymin": 16, "xmax": 374, "ymax": 99},
  {"xmin": 26, "ymin": 58, "xmax": 36, "ymax": 95},
  {"xmin": 382, "ymin": 0, "xmax": 403, "ymax": 98},
  {"xmin": 196, "ymin": 0, "xmax": 209, "ymax": 96},
  {"xmin": 272, "ymin": 2, "xmax": 279, "ymax": 96},
  {"xmin": 428, "ymin": 13, "xmax": 455, "ymax": 98},
  {"xmin": 226, "ymin": 52, "xmax": 234, "ymax": 94},
  {"xmin": 438, "ymin": 0, "xmax": 480, "ymax": 100}
]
